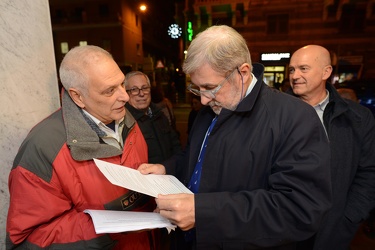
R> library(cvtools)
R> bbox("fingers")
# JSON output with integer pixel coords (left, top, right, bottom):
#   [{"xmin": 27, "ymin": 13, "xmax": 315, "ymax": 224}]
[
  {"xmin": 137, "ymin": 163, "xmax": 152, "ymax": 173},
  {"xmin": 156, "ymin": 194, "xmax": 195, "ymax": 231},
  {"xmin": 153, "ymin": 207, "xmax": 160, "ymax": 213},
  {"xmin": 159, "ymin": 208, "xmax": 194, "ymax": 231},
  {"xmin": 138, "ymin": 163, "xmax": 166, "ymax": 175}
]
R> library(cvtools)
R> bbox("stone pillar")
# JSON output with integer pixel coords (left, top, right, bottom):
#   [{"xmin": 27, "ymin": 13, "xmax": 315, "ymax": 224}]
[{"xmin": 0, "ymin": 1, "xmax": 60, "ymax": 249}]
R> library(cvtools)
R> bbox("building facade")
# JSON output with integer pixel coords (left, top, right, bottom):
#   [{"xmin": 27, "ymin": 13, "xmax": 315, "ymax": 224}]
[
  {"xmin": 180, "ymin": 0, "xmax": 375, "ymax": 87},
  {"xmin": 49, "ymin": 0, "xmax": 179, "ymax": 79},
  {"xmin": 49, "ymin": 0, "xmax": 146, "ymax": 73}
]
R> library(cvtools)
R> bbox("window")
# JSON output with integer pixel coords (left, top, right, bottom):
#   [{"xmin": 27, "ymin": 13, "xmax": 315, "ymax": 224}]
[
  {"xmin": 339, "ymin": 5, "xmax": 365, "ymax": 33},
  {"xmin": 99, "ymin": 4, "xmax": 109, "ymax": 17},
  {"xmin": 137, "ymin": 44, "xmax": 141, "ymax": 56},
  {"xmin": 267, "ymin": 14, "xmax": 289, "ymax": 34}
]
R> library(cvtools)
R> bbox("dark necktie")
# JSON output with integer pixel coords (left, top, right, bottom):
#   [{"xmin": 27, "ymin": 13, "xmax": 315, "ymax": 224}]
[
  {"xmin": 188, "ymin": 116, "xmax": 218, "ymax": 193},
  {"xmin": 185, "ymin": 116, "xmax": 218, "ymax": 242}
]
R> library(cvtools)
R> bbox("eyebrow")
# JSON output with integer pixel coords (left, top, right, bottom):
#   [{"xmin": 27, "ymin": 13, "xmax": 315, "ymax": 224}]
[
  {"xmin": 191, "ymin": 82, "xmax": 217, "ymax": 88},
  {"xmin": 129, "ymin": 85, "xmax": 149, "ymax": 89}
]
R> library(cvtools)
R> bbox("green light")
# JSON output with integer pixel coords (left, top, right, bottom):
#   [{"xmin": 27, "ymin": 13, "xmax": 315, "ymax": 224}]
[{"xmin": 187, "ymin": 21, "xmax": 193, "ymax": 41}]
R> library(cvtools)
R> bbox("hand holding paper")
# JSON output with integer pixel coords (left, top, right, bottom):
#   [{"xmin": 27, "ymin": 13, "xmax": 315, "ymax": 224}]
[
  {"xmin": 93, "ymin": 158, "xmax": 192, "ymax": 197},
  {"xmin": 85, "ymin": 159, "xmax": 192, "ymax": 234}
]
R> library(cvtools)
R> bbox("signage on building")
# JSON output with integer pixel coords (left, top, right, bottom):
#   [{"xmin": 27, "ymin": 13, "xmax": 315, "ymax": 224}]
[{"xmin": 261, "ymin": 53, "xmax": 290, "ymax": 61}]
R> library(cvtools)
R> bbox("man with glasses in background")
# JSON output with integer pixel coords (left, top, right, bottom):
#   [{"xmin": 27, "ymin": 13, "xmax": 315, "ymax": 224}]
[
  {"xmin": 125, "ymin": 71, "xmax": 182, "ymax": 165},
  {"xmin": 124, "ymin": 71, "xmax": 182, "ymax": 250},
  {"xmin": 139, "ymin": 25, "xmax": 331, "ymax": 249}
]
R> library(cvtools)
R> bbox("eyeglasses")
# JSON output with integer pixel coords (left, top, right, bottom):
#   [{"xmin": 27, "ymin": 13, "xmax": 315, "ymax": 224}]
[
  {"xmin": 187, "ymin": 68, "xmax": 238, "ymax": 99},
  {"xmin": 126, "ymin": 86, "xmax": 151, "ymax": 96}
]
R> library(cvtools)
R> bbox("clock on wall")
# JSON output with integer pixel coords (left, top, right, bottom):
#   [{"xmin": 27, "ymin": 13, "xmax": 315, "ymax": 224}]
[{"xmin": 168, "ymin": 24, "xmax": 182, "ymax": 39}]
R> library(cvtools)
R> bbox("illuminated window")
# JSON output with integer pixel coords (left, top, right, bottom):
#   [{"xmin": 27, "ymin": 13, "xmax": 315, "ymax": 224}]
[
  {"xmin": 79, "ymin": 41, "xmax": 87, "ymax": 46},
  {"xmin": 264, "ymin": 66, "xmax": 285, "ymax": 72},
  {"xmin": 61, "ymin": 42, "xmax": 69, "ymax": 54}
]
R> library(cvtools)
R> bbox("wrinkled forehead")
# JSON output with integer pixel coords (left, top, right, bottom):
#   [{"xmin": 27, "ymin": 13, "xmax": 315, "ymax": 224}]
[
  {"xmin": 292, "ymin": 46, "xmax": 330, "ymax": 66},
  {"xmin": 290, "ymin": 51, "xmax": 316, "ymax": 67},
  {"xmin": 127, "ymin": 74, "xmax": 149, "ymax": 87}
]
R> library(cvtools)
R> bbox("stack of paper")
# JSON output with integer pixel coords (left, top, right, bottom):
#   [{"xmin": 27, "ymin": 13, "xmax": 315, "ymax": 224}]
[{"xmin": 84, "ymin": 209, "xmax": 176, "ymax": 234}]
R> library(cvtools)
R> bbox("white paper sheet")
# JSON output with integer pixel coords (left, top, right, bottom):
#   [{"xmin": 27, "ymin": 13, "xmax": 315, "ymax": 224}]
[
  {"xmin": 93, "ymin": 158, "xmax": 192, "ymax": 197},
  {"xmin": 84, "ymin": 209, "xmax": 176, "ymax": 234}
]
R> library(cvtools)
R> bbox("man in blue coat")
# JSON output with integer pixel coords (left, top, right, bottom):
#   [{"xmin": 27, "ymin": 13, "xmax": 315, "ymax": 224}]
[
  {"xmin": 289, "ymin": 44, "xmax": 375, "ymax": 249},
  {"xmin": 139, "ymin": 25, "xmax": 332, "ymax": 249}
]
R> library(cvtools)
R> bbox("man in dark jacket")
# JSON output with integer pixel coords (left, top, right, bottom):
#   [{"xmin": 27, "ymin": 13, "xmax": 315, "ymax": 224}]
[
  {"xmin": 139, "ymin": 25, "xmax": 332, "ymax": 249},
  {"xmin": 289, "ymin": 44, "xmax": 375, "ymax": 249},
  {"xmin": 124, "ymin": 71, "xmax": 182, "ymax": 164}
]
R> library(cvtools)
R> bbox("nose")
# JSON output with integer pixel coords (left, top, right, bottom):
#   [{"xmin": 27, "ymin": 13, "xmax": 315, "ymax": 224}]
[
  {"xmin": 290, "ymin": 69, "xmax": 300, "ymax": 80},
  {"xmin": 200, "ymin": 95, "xmax": 211, "ymax": 105},
  {"xmin": 138, "ymin": 89, "xmax": 146, "ymax": 96},
  {"xmin": 119, "ymin": 86, "xmax": 129, "ymax": 102}
]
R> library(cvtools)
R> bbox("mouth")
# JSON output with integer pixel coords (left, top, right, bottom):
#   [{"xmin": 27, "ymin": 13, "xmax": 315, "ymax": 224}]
[
  {"xmin": 209, "ymin": 101, "xmax": 221, "ymax": 108},
  {"xmin": 136, "ymin": 98, "xmax": 148, "ymax": 103},
  {"xmin": 292, "ymin": 81, "xmax": 304, "ymax": 85},
  {"xmin": 114, "ymin": 106, "xmax": 125, "ymax": 111}
]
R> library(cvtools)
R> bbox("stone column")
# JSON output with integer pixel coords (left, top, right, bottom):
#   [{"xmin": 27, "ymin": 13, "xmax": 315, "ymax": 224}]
[{"xmin": 0, "ymin": 1, "xmax": 60, "ymax": 249}]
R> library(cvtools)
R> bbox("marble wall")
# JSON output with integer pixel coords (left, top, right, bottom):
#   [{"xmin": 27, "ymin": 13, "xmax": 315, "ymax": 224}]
[{"xmin": 0, "ymin": 1, "xmax": 60, "ymax": 249}]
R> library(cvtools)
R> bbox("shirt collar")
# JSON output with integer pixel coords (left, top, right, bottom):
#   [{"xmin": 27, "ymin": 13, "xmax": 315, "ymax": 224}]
[
  {"xmin": 244, "ymin": 73, "xmax": 257, "ymax": 97},
  {"xmin": 82, "ymin": 109, "xmax": 124, "ymax": 132},
  {"xmin": 313, "ymin": 90, "xmax": 330, "ymax": 112}
]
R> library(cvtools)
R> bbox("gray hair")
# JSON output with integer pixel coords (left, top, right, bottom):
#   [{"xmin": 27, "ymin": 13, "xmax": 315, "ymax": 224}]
[
  {"xmin": 183, "ymin": 25, "xmax": 252, "ymax": 75},
  {"xmin": 124, "ymin": 71, "xmax": 151, "ymax": 87},
  {"xmin": 59, "ymin": 45, "xmax": 113, "ymax": 95}
]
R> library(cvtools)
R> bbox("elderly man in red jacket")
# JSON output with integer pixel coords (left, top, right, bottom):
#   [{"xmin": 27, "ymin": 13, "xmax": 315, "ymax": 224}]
[{"xmin": 7, "ymin": 45, "xmax": 160, "ymax": 249}]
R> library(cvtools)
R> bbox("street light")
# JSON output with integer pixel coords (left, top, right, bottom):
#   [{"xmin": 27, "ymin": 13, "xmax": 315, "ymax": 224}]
[{"xmin": 139, "ymin": 4, "xmax": 147, "ymax": 12}]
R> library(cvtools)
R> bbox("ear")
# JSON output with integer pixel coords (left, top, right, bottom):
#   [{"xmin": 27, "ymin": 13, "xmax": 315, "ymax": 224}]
[
  {"xmin": 238, "ymin": 63, "xmax": 251, "ymax": 82},
  {"xmin": 322, "ymin": 65, "xmax": 333, "ymax": 80},
  {"xmin": 68, "ymin": 88, "xmax": 85, "ymax": 108}
]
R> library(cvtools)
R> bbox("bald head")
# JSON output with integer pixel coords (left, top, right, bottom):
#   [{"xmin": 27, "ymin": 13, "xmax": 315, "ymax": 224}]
[
  {"xmin": 293, "ymin": 45, "xmax": 331, "ymax": 69},
  {"xmin": 289, "ymin": 45, "xmax": 333, "ymax": 106},
  {"xmin": 60, "ymin": 45, "xmax": 114, "ymax": 93}
]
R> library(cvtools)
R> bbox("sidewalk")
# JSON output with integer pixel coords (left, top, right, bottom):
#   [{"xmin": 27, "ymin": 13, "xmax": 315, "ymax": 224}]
[{"xmin": 173, "ymin": 102, "xmax": 191, "ymax": 149}]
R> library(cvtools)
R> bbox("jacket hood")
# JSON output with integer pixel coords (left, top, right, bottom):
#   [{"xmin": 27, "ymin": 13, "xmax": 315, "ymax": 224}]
[{"xmin": 62, "ymin": 90, "xmax": 135, "ymax": 161}]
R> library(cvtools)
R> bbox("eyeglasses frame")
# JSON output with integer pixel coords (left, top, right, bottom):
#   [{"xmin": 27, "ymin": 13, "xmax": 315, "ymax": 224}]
[
  {"xmin": 126, "ymin": 86, "xmax": 151, "ymax": 96},
  {"xmin": 187, "ymin": 67, "xmax": 239, "ymax": 99}
]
